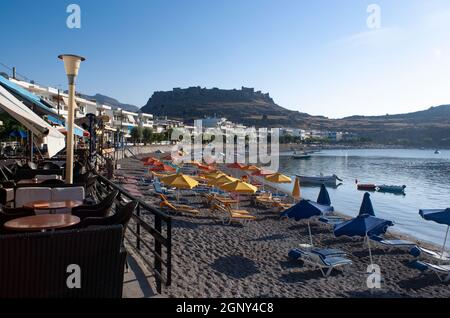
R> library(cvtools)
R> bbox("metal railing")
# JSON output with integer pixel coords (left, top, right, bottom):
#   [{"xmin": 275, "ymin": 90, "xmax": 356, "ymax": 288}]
[{"xmin": 95, "ymin": 174, "xmax": 172, "ymax": 293}]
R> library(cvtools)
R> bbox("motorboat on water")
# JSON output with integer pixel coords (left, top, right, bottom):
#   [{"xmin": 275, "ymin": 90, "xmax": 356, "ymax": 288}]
[
  {"xmin": 377, "ymin": 184, "xmax": 406, "ymax": 194},
  {"xmin": 292, "ymin": 151, "xmax": 311, "ymax": 159},
  {"xmin": 435, "ymin": 149, "xmax": 440, "ymax": 154},
  {"xmin": 357, "ymin": 184, "xmax": 377, "ymax": 191},
  {"xmin": 296, "ymin": 174, "xmax": 343, "ymax": 185}
]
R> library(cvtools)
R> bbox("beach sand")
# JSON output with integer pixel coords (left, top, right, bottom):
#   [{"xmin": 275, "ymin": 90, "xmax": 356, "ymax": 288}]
[{"xmin": 117, "ymin": 156, "xmax": 450, "ymax": 298}]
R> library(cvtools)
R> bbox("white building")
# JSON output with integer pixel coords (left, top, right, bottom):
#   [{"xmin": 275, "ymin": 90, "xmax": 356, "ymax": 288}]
[{"xmin": 8, "ymin": 78, "xmax": 162, "ymax": 144}]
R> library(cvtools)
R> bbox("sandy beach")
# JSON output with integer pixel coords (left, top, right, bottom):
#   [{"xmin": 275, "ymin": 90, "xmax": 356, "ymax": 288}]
[{"xmin": 117, "ymin": 156, "xmax": 450, "ymax": 298}]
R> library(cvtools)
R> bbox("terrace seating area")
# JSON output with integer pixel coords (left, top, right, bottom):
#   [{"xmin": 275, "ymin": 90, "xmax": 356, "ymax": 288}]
[{"xmin": 0, "ymin": 159, "xmax": 172, "ymax": 298}]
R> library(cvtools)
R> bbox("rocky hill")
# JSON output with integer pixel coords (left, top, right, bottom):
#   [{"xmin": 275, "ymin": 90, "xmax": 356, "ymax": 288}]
[
  {"xmin": 140, "ymin": 86, "xmax": 450, "ymax": 147},
  {"xmin": 81, "ymin": 93, "xmax": 139, "ymax": 112},
  {"xmin": 141, "ymin": 86, "xmax": 316, "ymax": 127}
]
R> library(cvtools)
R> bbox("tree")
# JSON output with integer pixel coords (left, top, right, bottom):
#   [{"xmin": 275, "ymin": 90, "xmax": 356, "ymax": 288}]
[
  {"xmin": 142, "ymin": 127, "xmax": 153, "ymax": 145},
  {"xmin": 0, "ymin": 112, "xmax": 25, "ymax": 140},
  {"xmin": 130, "ymin": 127, "xmax": 143, "ymax": 145}
]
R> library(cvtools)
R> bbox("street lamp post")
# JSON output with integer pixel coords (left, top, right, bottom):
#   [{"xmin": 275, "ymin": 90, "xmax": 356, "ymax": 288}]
[{"xmin": 58, "ymin": 54, "xmax": 85, "ymax": 184}]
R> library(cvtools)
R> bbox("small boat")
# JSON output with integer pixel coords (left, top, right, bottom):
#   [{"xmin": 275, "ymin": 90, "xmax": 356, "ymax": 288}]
[
  {"xmin": 292, "ymin": 151, "xmax": 311, "ymax": 159},
  {"xmin": 357, "ymin": 184, "xmax": 377, "ymax": 191},
  {"xmin": 297, "ymin": 174, "xmax": 343, "ymax": 185},
  {"xmin": 435, "ymin": 149, "xmax": 440, "ymax": 154},
  {"xmin": 377, "ymin": 184, "xmax": 406, "ymax": 194}
]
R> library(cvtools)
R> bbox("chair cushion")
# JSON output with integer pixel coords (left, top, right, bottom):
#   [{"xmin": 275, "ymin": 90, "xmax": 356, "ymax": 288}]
[
  {"xmin": 15, "ymin": 187, "xmax": 52, "ymax": 208},
  {"xmin": 322, "ymin": 256, "xmax": 352, "ymax": 267},
  {"xmin": 51, "ymin": 187, "xmax": 85, "ymax": 202},
  {"xmin": 35, "ymin": 175, "xmax": 60, "ymax": 181}
]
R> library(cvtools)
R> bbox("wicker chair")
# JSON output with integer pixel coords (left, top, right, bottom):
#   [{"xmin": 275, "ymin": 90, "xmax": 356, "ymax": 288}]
[
  {"xmin": 72, "ymin": 190, "xmax": 119, "ymax": 220},
  {"xmin": 78, "ymin": 201, "xmax": 138, "ymax": 240},
  {"xmin": 0, "ymin": 225, "xmax": 126, "ymax": 298}
]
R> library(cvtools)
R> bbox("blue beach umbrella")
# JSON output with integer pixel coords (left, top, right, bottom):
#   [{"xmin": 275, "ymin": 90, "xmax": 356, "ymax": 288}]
[
  {"xmin": 419, "ymin": 208, "xmax": 450, "ymax": 259},
  {"xmin": 9, "ymin": 130, "xmax": 27, "ymax": 139},
  {"xmin": 358, "ymin": 193, "xmax": 375, "ymax": 217},
  {"xmin": 334, "ymin": 215, "xmax": 393, "ymax": 265},
  {"xmin": 317, "ymin": 184, "xmax": 331, "ymax": 206},
  {"xmin": 281, "ymin": 199, "xmax": 334, "ymax": 246}
]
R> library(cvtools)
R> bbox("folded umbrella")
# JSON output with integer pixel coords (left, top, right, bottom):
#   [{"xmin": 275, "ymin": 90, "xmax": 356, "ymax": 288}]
[
  {"xmin": 420, "ymin": 208, "xmax": 450, "ymax": 259},
  {"xmin": 334, "ymin": 215, "xmax": 393, "ymax": 265},
  {"xmin": 358, "ymin": 192, "xmax": 375, "ymax": 217}
]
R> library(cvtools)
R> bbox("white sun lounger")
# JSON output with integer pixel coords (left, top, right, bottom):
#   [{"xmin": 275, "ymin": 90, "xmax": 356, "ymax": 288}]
[
  {"xmin": 411, "ymin": 246, "xmax": 450, "ymax": 262},
  {"xmin": 370, "ymin": 235, "xmax": 417, "ymax": 249},
  {"xmin": 425, "ymin": 263, "xmax": 450, "ymax": 282},
  {"xmin": 319, "ymin": 215, "xmax": 345, "ymax": 226},
  {"xmin": 289, "ymin": 248, "xmax": 352, "ymax": 277}
]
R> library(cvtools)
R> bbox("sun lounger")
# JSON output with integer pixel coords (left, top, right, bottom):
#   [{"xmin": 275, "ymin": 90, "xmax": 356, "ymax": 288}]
[
  {"xmin": 204, "ymin": 194, "xmax": 238, "ymax": 207},
  {"xmin": 424, "ymin": 263, "xmax": 450, "ymax": 282},
  {"xmin": 153, "ymin": 181, "xmax": 175, "ymax": 195},
  {"xmin": 319, "ymin": 215, "xmax": 345, "ymax": 225},
  {"xmin": 223, "ymin": 203, "xmax": 251, "ymax": 215},
  {"xmin": 211, "ymin": 204, "xmax": 256, "ymax": 225},
  {"xmin": 411, "ymin": 260, "xmax": 450, "ymax": 282},
  {"xmin": 370, "ymin": 235, "xmax": 417, "ymax": 249},
  {"xmin": 410, "ymin": 246, "xmax": 450, "ymax": 262},
  {"xmin": 137, "ymin": 177, "xmax": 153, "ymax": 186},
  {"xmin": 159, "ymin": 197, "xmax": 199, "ymax": 216},
  {"xmin": 211, "ymin": 203, "xmax": 251, "ymax": 215},
  {"xmin": 272, "ymin": 201, "xmax": 293, "ymax": 211},
  {"xmin": 288, "ymin": 248, "xmax": 352, "ymax": 277}
]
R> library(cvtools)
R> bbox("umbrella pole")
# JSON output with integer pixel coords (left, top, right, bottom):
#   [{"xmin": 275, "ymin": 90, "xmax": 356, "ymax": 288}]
[
  {"xmin": 367, "ymin": 235, "xmax": 373, "ymax": 266},
  {"xmin": 308, "ymin": 221, "xmax": 313, "ymax": 247},
  {"xmin": 441, "ymin": 225, "xmax": 450, "ymax": 259}
]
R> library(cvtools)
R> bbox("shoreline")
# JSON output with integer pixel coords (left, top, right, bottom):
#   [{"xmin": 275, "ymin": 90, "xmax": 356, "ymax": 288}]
[
  {"xmin": 223, "ymin": 165, "xmax": 442, "ymax": 252},
  {"xmin": 115, "ymin": 154, "xmax": 450, "ymax": 297}
]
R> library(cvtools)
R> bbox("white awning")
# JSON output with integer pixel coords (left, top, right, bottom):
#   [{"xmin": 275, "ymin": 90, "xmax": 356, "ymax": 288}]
[
  {"xmin": 127, "ymin": 114, "xmax": 135, "ymax": 123},
  {"xmin": 62, "ymin": 96, "xmax": 79, "ymax": 109},
  {"xmin": 0, "ymin": 86, "xmax": 65, "ymax": 158}
]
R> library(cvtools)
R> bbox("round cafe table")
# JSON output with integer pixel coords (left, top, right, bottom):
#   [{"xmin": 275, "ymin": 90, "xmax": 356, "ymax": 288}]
[
  {"xmin": 24, "ymin": 200, "xmax": 83, "ymax": 214},
  {"xmin": 4, "ymin": 214, "xmax": 80, "ymax": 232}
]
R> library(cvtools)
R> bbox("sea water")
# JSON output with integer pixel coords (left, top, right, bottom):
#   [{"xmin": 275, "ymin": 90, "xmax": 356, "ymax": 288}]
[{"xmin": 275, "ymin": 149, "xmax": 450, "ymax": 247}]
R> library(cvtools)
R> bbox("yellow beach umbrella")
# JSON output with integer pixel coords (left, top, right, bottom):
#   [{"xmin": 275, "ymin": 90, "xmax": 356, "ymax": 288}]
[
  {"xmin": 220, "ymin": 180, "xmax": 258, "ymax": 193},
  {"xmin": 159, "ymin": 173, "xmax": 199, "ymax": 202},
  {"xmin": 220, "ymin": 180, "xmax": 258, "ymax": 208},
  {"xmin": 208, "ymin": 175, "xmax": 238, "ymax": 186},
  {"xmin": 160, "ymin": 173, "xmax": 199, "ymax": 189},
  {"xmin": 265, "ymin": 173, "xmax": 292, "ymax": 183},
  {"xmin": 204, "ymin": 171, "xmax": 225, "ymax": 180},
  {"xmin": 292, "ymin": 177, "xmax": 301, "ymax": 202},
  {"xmin": 242, "ymin": 165, "xmax": 260, "ymax": 172}
]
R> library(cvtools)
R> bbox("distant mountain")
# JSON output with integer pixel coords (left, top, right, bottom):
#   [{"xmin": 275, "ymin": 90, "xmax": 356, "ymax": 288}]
[
  {"xmin": 141, "ymin": 86, "xmax": 315, "ymax": 127},
  {"xmin": 80, "ymin": 93, "xmax": 139, "ymax": 112},
  {"xmin": 334, "ymin": 105, "xmax": 450, "ymax": 147},
  {"xmin": 140, "ymin": 86, "xmax": 450, "ymax": 147},
  {"xmin": 344, "ymin": 105, "xmax": 450, "ymax": 123}
]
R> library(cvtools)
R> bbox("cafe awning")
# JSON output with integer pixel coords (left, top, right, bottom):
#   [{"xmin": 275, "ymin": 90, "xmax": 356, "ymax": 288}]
[
  {"xmin": 0, "ymin": 85, "xmax": 65, "ymax": 158},
  {"xmin": 0, "ymin": 76, "xmax": 65, "ymax": 121},
  {"xmin": 127, "ymin": 114, "xmax": 135, "ymax": 123},
  {"xmin": 47, "ymin": 115, "xmax": 88, "ymax": 137}
]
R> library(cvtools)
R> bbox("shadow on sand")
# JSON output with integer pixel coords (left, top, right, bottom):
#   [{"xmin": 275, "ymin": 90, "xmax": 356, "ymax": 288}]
[
  {"xmin": 211, "ymin": 255, "xmax": 260, "ymax": 279},
  {"xmin": 249, "ymin": 234, "xmax": 287, "ymax": 242}
]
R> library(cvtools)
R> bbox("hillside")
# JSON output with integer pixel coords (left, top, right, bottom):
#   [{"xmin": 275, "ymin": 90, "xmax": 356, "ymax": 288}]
[
  {"xmin": 140, "ymin": 86, "xmax": 450, "ymax": 147},
  {"xmin": 141, "ymin": 86, "xmax": 316, "ymax": 127},
  {"xmin": 334, "ymin": 105, "xmax": 450, "ymax": 146},
  {"xmin": 81, "ymin": 93, "xmax": 139, "ymax": 112}
]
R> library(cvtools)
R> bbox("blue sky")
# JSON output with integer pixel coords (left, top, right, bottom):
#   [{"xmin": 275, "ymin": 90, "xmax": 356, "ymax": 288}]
[{"xmin": 1, "ymin": 0, "xmax": 450, "ymax": 118}]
